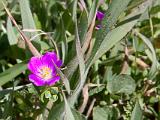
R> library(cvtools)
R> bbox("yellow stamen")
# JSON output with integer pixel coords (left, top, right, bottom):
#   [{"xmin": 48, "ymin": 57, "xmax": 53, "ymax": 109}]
[{"xmin": 38, "ymin": 66, "xmax": 52, "ymax": 80}]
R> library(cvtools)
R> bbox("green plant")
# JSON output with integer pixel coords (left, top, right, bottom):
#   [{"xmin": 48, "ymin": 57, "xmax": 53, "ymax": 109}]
[{"xmin": 0, "ymin": 0, "xmax": 160, "ymax": 119}]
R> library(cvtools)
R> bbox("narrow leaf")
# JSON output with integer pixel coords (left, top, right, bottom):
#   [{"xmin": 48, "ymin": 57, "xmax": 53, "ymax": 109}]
[
  {"xmin": 135, "ymin": 31, "xmax": 157, "ymax": 79},
  {"xmin": 0, "ymin": 62, "xmax": 27, "ymax": 86},
  {"xmin": 53, "ymin": 61, "xmax": 70, "ymax": 94},
  {"xmin": 89, "ymin": 19, "xmax": 138, "ymax": 66},
  {"xmin": 48, "ymin": 102, "xmax": 65, "ymax": 120},
  {"xmin": 7, "ymin": 18, "xmax": 17, "ymax": 45},
  {"xmin": 68, "ymin": 5, "xmax": 87, "ymax": 106},
  {"xmin": 93, "ymin": 106, "xmax": 118, "ymax": 120},
  {"xmin": 88, "ymin": 0, "xmax": 98, "ymax": 26},
  {"xmin": 64, "ymin": 93, "xmax": 75, "ymax": 120},
  {"xmin": 131, "ymin": 101, "xmax": 143, "ymax": 120},
  {"xmin": 19, "ymin": 0, "xmax": 40, "ymax": 41},
  {"xmin": 75, "ymin": 21, "xmax": 85, "ymax": 86},
  {"xmin": 88, "ymin": 0, "xmax": 132, "ymax": 65},
  {"xmin": 72, "ymin": 0, "xmax": 78, "ymax": 22},
  {"xmin": 72, "ymin": 108, "xmax": 87, "ymax": 120}
]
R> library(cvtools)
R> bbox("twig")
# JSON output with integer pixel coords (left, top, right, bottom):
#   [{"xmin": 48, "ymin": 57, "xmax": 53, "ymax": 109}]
[
  {"xmin": 128, "ymin": 55, "xmax": 149, "ymax": 69},
  {"xmin": 82, "ymin": 0, "xmax": 104, "ymax": 55},
  {"xmin": 144, "ymin": 80, "xmax": 156, "ymax": 96},
  {"xmin": 121, "ymin": 43, "xmax": 149, "ymax": 71},
  {"xmin": 86, "ymin": 98, "xmax": 96, "ymax": 118},
  {"xmin": 22, "ymin": 28, "xmax": 60, "ymax": 58},
  {"xmin": 85, "ymin": 37, "xmax": 94, "ymax": 62},
  {"xmin": 82, "ymin": 9, "xmax": 96, "ymax": 54},
  {"xmin": 120, "ymin": 44, "xmax": 129, "ymax": 74},
  {"xmin": 46, "ymin": 34, "xmax": 60, "ymax": 59},
  {"xmin": 144, "ymin": 88, "xmax": 156, "ymax": 97},
  {"xmin": 79, "ymin": 84, "xmax": 89, "ymax": 113},
  {"xmin": 78, "ymin": 83, "xmax": 105, "ymax": 109}
]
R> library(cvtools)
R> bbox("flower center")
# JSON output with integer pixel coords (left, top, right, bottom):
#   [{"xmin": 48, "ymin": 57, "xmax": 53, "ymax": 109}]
[{"xmin": 38, "ymin": 66, "xmax": 52, "ymax": 80}]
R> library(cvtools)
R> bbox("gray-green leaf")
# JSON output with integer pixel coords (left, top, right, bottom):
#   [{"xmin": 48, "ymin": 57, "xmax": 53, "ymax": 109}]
[
  {"xmin": 0, "ymin": 62, "xmax": 27, "ymax": 86},
  {"xmin": 131, "ymin": 101, "xmax": 143, "ymax": 120},
  {"xmin": 93, "ymin": 106, "xmax": 118, "ymax": 120},
  {"xmin": 107, "ymin": 74, "xmax": 136, "ymax": 94}
]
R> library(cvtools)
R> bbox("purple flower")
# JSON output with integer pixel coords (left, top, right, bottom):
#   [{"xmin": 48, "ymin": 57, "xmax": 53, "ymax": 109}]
[
  {"xmin": 28, "ymin": 51, "xmax": 62, "ymax": 86},
  {"xmin": 96, "ymin": 11, "xmax": 105, "ymax": 30},
  {"xmin": 95, "ymin": 24, "xmax": 102, "ymax": 30},
  {"xmin": 96, "ymin": 11, "xmax": 105, "ymax": 21}
]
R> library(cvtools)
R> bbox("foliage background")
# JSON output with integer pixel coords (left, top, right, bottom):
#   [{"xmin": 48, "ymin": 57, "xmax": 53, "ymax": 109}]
[{"xmin": 0, "ymin": 0, "xmax": 160, "ymax": 119}]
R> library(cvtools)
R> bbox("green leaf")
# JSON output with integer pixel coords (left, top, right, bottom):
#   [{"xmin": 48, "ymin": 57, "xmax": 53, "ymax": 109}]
[
  {"xmin": 41, "ymin": 87, "xmax": 59, "ymax": 103},
  {"xmin": 72, "ymin": 109, "xmax": 86, "ymax": 120},
  {"xmin": 40, "ymin": 89, "xmax": 58, "ymax": 102},
  {"xmin": 60, "ymin": 16, "xmax": 68, "ymax": 63},
  {"xmin": 87, "ymin": 0, "xmax": 153, "ymax": 68},
  {"xmin": 0, "ymin": 0, "xmax": 7, "ymax": 11},
  {"xmin": 107, "ymin": 74, "xmax": 136, "ymax": 94},
  {"xmin": 93, "ymin": 106, "xmax": 118, "ymax": 120},
  {"xmin": 19, "ymin": 0, "xmax": 41, "ymax": 57},
  {"xmin": 88, "ymin": 0, "xmax": 132, "ymax": 66},
  {"xmin": 48, "ymin": 101, "xmax": 86, "ymax": 120},
  {"xmin": 89, "ymin": 19, "xmax": 138, "ymax": 66},
  {"xmin": 136, "ymin": 31, "xmax": 158, "ymax": 79},
  {"xmin": 45, "ymin": 91, "xmax": 52, "ymax": 99},
  {"xmin": 64, "ymin": 56, "xmax": 78, "ymax": 79},
  {"xmin": 88, "ymin": 0, "xmax": 98, "ymax": 26},
  {"xmin": 50, "ymin": 87, "xmax": 59, "ymax": 94},
  {"xmin": 68, "ymin": 1, "xmax": 88, "ymax": 106},
  {"xmin": 131, "ymin": 101, "xmax": 142, "ymax": 120},
  {"xmin": 7, "ymin": 18, "xmax": 17, "ymax": 45},
  {"xmin": 48, "ymin": 102, "xmax": 65, "ymax": 120},
  {"xmin": 75, "ymin": 18, "xmax": 85, "ymax": 87},
  {"xmin": 78, "ymin": 11, "xmax": 88, "ymax": 43},
  {"xmin": 0, "ymin": 62, "xmax": 27, "ymax": 86},
  {"xmin": 55, "ymin": 66, "xmax": 71, "ymax": 94},
  {"xmin": 40, "ymin": 91, "xmax": 46, "ymax": 103},
  {"xmin": 64, "ymin": 94, "xmax": 75, "ymax": 120},
  {"xmin": 72, "ymin": 0, "xmax": 78, "ymax": 22},
  {"xmin": 128, "ymin": 0, "xmax": 146, "ymax": 10},
  {"xmin": 89, "ymin": 86, "xmax": 105, "ymax": 96},
  {"xmin": 19, "ymin": 0, "xmax": 40, "ymax": 42},
  {"xmin": 0, "ymin": 89, "xmax": 12, "ymax": 98},
  {"xmin": 51, "ymin": 95, "xmax": 58, "ymax": 102},
  {"xmin": 150, "ymin": 5, "xmax": 160, "ymax": 15}
]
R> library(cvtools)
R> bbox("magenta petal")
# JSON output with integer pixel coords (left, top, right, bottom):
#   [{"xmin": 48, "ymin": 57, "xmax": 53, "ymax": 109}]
[
  {"xmin": 45, "ymin": 51, "xmax": 58, "ymax": 61},
  {"xmin": 46, "ymin": 76, "xmax": 60, "ymax": 86},
  {"xmin": 41, "ymin": 54, "xmax": 55, "ymax": 71},
  {"xmin": 96, "ymin": 11, "xmax": 104, "ymax": 21},
  {"xmin": 45, "ymin": 51, "xmax": 63, "ymax": 67},
  {"xmin": 56, "ymin": 60, "xmax": 62, "ymax": 67},
  {"xmin": 29, "ymin": 74, "xmax": 45, "ymax": 86},
  {"xmin": 28, "ymin": 56, "xmax": 42, "ymax": 73}
]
